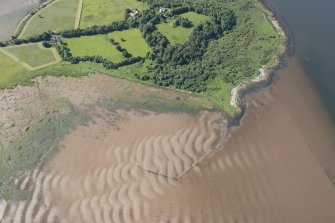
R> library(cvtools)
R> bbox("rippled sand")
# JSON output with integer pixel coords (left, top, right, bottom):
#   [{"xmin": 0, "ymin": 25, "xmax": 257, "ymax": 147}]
[
  {"xmin": 0, "ymin": 110, "xmax": 229, "ymax": 222},
  {"xmin": 1, "ymin": 58, "xmax": 335, "ymax": 222}
]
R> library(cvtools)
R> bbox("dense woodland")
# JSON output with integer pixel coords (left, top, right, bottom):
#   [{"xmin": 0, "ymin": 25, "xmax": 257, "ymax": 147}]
[{"xmin": 137, "ymin": 3, "xmax": 236, "ymax": 91}]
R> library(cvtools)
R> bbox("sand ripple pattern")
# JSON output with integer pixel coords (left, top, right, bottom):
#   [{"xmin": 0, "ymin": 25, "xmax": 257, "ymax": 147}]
[
  {"xmin": 0, "ymin": 112, "xmax": 231, "ymax": 222},
  {"xmin": 135, "ymin": 113, "xmax": 225, "ymax": 179}
]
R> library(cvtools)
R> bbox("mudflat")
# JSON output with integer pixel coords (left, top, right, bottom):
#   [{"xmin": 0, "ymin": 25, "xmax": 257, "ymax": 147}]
[
  {"xmin": 223, "ymin": 57, "xmax": 335, "ymax": 222},
  {"xmin": 2, "ymin": 57, "xmax": 335, "ymax": 222},
  {"xmin": 142, "ymin": 57, "xmax": 335, "ymax": 223},
  {"xmin": 0, "ymin": 74, "xmax": 229, "ymax": 222}
]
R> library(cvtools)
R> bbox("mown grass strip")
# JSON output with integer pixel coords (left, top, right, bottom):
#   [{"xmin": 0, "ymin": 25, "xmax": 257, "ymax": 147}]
[{"xmin": 75, "ymin": 0, "xmax": 84, "ymax": 29}]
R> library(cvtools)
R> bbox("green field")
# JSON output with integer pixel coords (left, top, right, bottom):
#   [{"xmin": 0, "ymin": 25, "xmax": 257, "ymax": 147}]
[
  {"xmin": 65, "ymin": 35, "xmax": 125, "ymax": 62},
  {"xmin": 80, "ymin": 0, "xmax": 148, "ymax": 28},
  {"xmin": 20, "ymin": 0, "xmax": 79, "ymax": 38},
  {"xmin": 107, "ymin": 29, "xmax": 150, "ymax": 57},
  {"xmin": 157, "ymin": 24, "xmax": 193, "ymax": 45},
  {"xmin": 0, "ymin": 52, "xmax": 27, "ymax": 86},
  {"xmin": 157, "ymin": 12, "xmax": 209, "ymax": 45},
  {"xmin": 5, "ymin": 43, "xmax": 59, "ymax": 68},
  {"xmin": 180, "ymin": 12, "xmax": 208, "ymax": 24},
  {"xmin": 204, "ymin": 78, "xmax": 234, "ymax": 114}
]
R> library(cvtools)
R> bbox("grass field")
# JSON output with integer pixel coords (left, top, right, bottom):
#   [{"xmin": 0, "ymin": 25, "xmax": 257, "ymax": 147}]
[
  {"xmin": 20, "ymin": 0, "xmax": 79, "ymax": 38},
  {"xmin": 204, "ymin": 78, "xmax": 234, "ymax": 114},
  {"xmin": 157, "ymin": 12, "xmax": 209, "ymax": 45},
  {"xmin": 0, "ymin": 52, "xmax": 27, "ymax": 86},
  {"xmin": 5, "ymin": 43, "xmax": 59, "ymax": 68},
  {"xmin": 80, "ymin": 0, "xmax": 148, "ymax": 28},
  {"xmin": 65, "ymin": 35, "xmax": 125, "ymax": 62},
  {"xmin": 107, "ymin": 29, "xmax": 150, "ymax": 57},
  {"xmin": 157, "ymin": 24, "xmax": 192, "ymax": 45},
  {"xmin": 180, "ymin": 12, "xmax": 208, "ymax": 24}
]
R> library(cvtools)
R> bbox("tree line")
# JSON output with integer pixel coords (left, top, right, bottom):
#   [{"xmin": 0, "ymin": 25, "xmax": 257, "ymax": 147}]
[{"xmin": 0, "ymin": 20, "xmax": 134, "ymax": 47}]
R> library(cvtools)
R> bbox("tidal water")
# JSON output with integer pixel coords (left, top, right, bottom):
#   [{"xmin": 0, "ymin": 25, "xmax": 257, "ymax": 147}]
[
  {"xmin": 0, "ymin": 0, "xmax": 39, "ymax": 40},
  {"xmin": 263, "ymin": 0, "xmax": 335, "ymax": 122}
]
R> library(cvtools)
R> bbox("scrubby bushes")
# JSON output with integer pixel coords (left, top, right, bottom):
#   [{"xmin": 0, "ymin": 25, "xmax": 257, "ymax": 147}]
[
  {"xmin": 42, "ymin": 41, "xmax": 52, "ymax": 48},
  {"xmin": 168, "ymin": 6, "xmax": 194, "ymax": 16},
  {"xmin": 173, "ymin": 17, "xmax": 193, "ymax": 28},
  {"xmin": 60, "ymin": 21, "xmax": 131, "ymax": 38}
]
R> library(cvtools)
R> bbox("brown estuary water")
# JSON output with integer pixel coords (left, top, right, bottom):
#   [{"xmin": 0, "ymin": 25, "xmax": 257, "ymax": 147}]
[
  {"xmin": 263, "ymin": 0, "xmax": 335, "ymax": 194},
  {"xmin": 264, "ymin": 0, "xmax": 335, "ymax": 122},
  {"xmin": 1, "ymin": 0, "xmax": 335, "ymax": 222}
]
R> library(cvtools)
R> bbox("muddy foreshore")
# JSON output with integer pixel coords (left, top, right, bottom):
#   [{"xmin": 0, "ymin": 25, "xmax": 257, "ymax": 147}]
[{"xmin": 2, "ymin": 1, "xmax": 335, "ymax": 222}]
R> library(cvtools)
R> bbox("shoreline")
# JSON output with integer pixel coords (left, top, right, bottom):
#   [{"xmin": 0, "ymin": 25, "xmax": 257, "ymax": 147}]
[
  {"xmin": 228, "ymin": 0, "xmax": 292, "ymax": 125},
  {"xmin": 2, "ymin": 0, "xmax": 291, "ymax": 125},
  {"xmin": 5, "ymin": 0, "xmax": 55, "ymax": 41},
  {"xmin": 17, "ymin": 0, "xmax": 56, "ymax": 39}
]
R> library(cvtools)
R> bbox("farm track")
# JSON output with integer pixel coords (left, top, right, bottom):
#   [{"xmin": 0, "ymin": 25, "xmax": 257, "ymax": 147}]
[{"xmin": 75, "ymin": 0, "xmax": 84, "ymax": 29}]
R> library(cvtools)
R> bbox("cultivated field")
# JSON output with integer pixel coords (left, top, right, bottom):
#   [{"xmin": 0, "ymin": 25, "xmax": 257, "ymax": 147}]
[
  {"xmin": 157, "ymin": 12, "xmax": 208, "ymax": 45},
  {"xmin": 107, "ymin": 29, "xmax": 150, "ymax": 57},
  {"xmin": 5, "ymin": 43, "xmax": 59, "ymax": 68},
  {"xmin": 20, "ymin": 0, "xmax": 79, "ymax": 38},
  {"xmin": 65, "ymin": 35, "xmax": 125, "ymax": 62},
  {"xmin": 0, "ymin": 51, "xmax": 27, "ymax": 86},
  {"xmin": 80, "ymin": 0, "xmax": 148, "ymax": 28}
]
